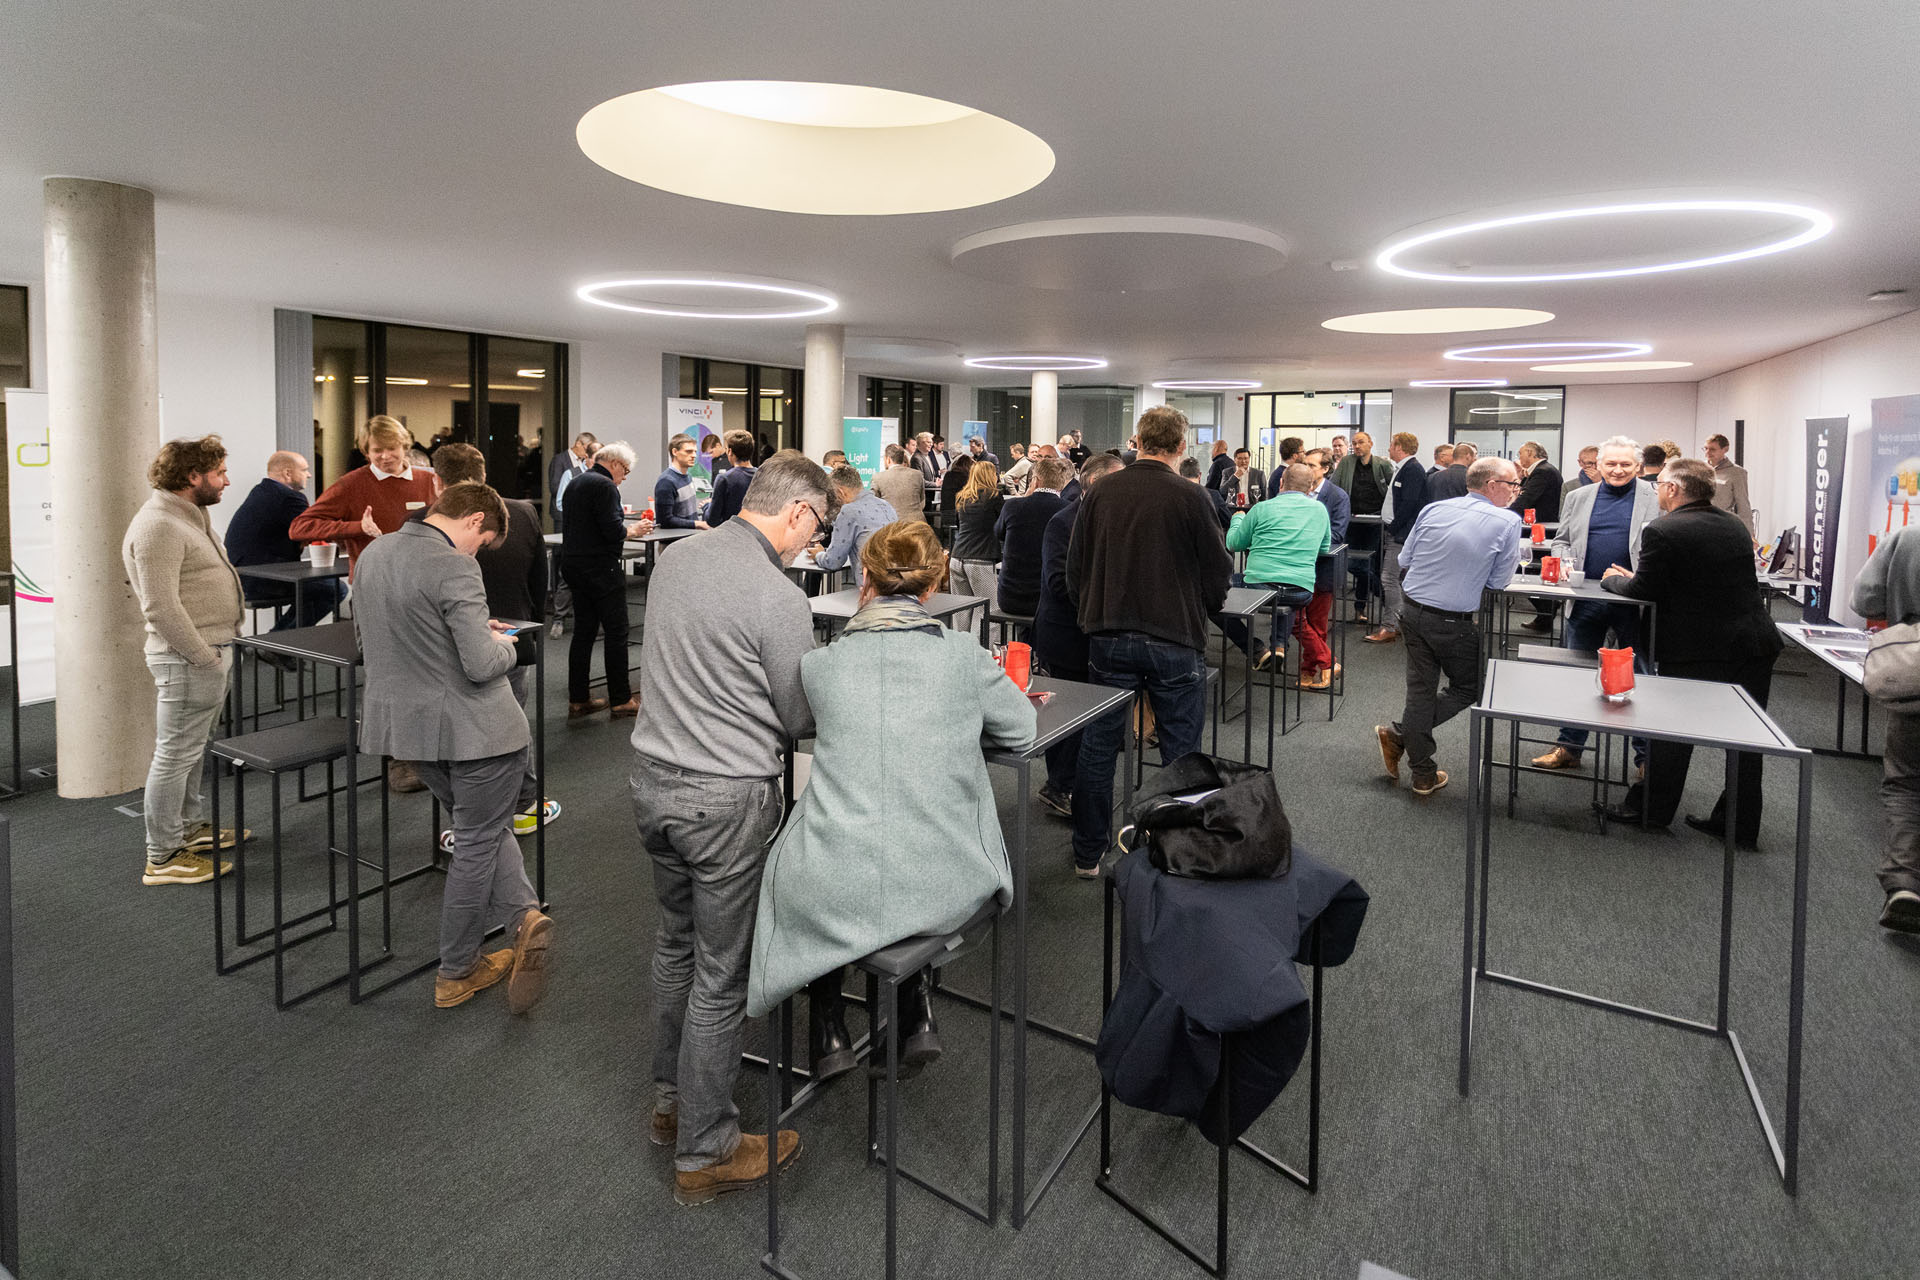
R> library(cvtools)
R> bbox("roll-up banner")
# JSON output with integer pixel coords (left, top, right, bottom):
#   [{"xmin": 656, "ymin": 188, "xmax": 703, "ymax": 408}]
[
  {"xmin": 1866, "ymin": 395, "xmax": 1920, "ymax": 561},
  {"xmin": 4, "ymin": 389, "xmax": 55, "ymax": 703},
  {"xmin": 842, "ymin": 417, "xmax": 893, "ymax": 487},
  {"xmin": 1802, "ymin": 416, "xmax": 1849, "ymax": 623}
]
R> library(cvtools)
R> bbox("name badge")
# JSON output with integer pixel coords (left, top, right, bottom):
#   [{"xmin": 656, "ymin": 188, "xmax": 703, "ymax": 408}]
[{"xmin": 405, "ymin": 501, "xmax": 426, "ymax": 510}]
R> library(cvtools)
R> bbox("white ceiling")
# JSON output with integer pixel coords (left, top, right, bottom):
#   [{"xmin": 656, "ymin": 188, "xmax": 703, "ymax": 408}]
[{"xmin": 3, "ymin": 1, "xmax": 1916, "ymax": 391}]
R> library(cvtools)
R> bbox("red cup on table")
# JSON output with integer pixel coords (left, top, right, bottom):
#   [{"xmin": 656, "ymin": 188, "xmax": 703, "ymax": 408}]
[
  {"xmin": 1524, "ymin": 508, "xmax": 1537, "ymax": 524},
  {"xmin": 1530, "ymin": 522, "xmax": 1545, "ymax": 544},
  {"xmin": 1597, "ymin": 646, "xmax": 1636, "ymax": 701},
  {"xmin": 1003, "ymin": 641, "xmax": 1032, "ymax": 692},
  {"xmin": 1540, "ymin": 555, "xmax": 1562, "ymax": 585}
]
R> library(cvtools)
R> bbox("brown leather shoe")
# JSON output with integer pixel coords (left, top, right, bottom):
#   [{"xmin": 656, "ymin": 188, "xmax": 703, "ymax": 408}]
[
  {"xmin": 1363, "ymin": 628, "xmax": 1400, "ymax": 644},
  {"xmin": 388, "ymin": 759, "xmax": 428, "ymax": 793},
  {"xmin": 673, "ymin": 1130, "xmax": 801, "ymax": 1206},
  {"xmin": 1411, "ymin": 769, "xmax": 1450, "ymax": 797},
  {"xmin": 506, "ymin": 909, "xmax": 553, "ymax": 1015},
  {"xmin": 650, "ymin": 1108, "xmax": 678, "ymax": 1148},
  {"xmin": 1530, "ymin": 746, "xmax": 1582, "ymax": 770},
  {"xmin": 609, "ymin": 697, "xmax": 640, "ymax": 718},
  {"xmin": 568, "ymin": 698, "xmax": 609, "ymax": 719},
  {"xmin": 1375, "ymin": 725, "xmax": 1404, "ymax": 781},
  {"xmin": 433, "ymin": 949, "xmax": 512, "ymax": 1008},
  {"xmin": 1299, "ymin": 669, "xmax": 1332, "ymax": 690}
]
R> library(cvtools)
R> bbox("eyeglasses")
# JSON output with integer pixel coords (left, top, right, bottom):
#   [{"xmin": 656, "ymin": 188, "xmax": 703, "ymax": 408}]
[{"xmin": 796, "ymin": 499, "xmax": 825, "ymax": 528}]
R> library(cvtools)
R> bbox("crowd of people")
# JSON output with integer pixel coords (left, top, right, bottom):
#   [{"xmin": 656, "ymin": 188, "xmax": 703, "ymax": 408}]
[{"xmin": 112, "ymin": 403, "xmax": 1920, "ymax": 1213}]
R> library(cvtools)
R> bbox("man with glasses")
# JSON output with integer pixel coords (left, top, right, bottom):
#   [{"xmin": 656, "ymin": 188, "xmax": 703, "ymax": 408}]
[
  {"xmin": 630, "ymin": 451, "xmax": 837, "ymax": 1205},
  {"xmin": 1529, "ymin": 437, "xmax": 1661, "ymax": 769},
  {"xmin": 1562, "ymin": 444, "xmax": 1601, "ymax": 498},
  {"xmin": 1375, "ymin": 456, "xmax": 1524, "ymax": 797}
]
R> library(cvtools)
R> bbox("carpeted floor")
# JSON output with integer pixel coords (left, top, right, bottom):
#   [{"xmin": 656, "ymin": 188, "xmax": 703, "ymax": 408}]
[{"xmin": 4, "ymin": 599, "xmax": 1916, "ymax": 1280}]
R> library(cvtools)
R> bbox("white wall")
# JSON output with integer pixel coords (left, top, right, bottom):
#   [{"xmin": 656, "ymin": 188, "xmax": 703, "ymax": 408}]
[
  {"xmin": 1697, "ymin": 307, "xmax": 1920, "ymax": 624},
  {"xmin": 156, "ymin": 292, "xmax": 278, "ymax": 536},
  {"xmin": 1382, "ymin": 382, "xmax": 1697, "ymax": 475},
  {"xmin": 572, "ymin": 337, "xmax": 666, "ymax": 508}
]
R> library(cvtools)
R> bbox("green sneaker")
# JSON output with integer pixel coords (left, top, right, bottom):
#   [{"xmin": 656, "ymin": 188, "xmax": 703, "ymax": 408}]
[{"xmin": 512, "ymin": 798, "xmax": 562, "ymax": 836}]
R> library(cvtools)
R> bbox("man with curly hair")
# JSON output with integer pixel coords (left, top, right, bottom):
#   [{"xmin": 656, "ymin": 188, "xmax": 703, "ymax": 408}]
[{"xmin": 122, "ymin": 435, "xmax": 248, "ymax": 885}]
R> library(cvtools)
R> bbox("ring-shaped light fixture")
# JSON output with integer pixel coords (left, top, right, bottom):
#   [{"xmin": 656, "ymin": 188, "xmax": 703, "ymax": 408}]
[
  {"xmin": 1529, "ymin": 360, "xmax": 1694, "ymax": 373},
  {"xmin": 1469, "ymin": 405, "xmax": 1552, "ymax": 414},
  {"xmin": 964, "ymin": 355, "xmax": 1108, "ymax": 371},
  {"xmin": 576, "ymin": 277, "xmax": 838, "ymax": 320},
  {"xmin": 1444, "ymin": 341, "xmax": 1650, "ymax": 363},
  {"xmin": 1409, "ymin": 378, "xmax": 1509, "ymax": 388},
  {"xmin": 1375, "ymin": 199, "xmax": 1834, "ymax": 283},
  {"xmin": 1153, "ymin": 379, "xmax": 1262, "ymax": 390}
]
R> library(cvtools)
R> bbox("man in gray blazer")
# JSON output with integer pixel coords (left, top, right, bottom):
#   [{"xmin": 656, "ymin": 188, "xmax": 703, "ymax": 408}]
[{"xmin": 354, "ymin": 482, "xmax": 554, "ymax": 1014}]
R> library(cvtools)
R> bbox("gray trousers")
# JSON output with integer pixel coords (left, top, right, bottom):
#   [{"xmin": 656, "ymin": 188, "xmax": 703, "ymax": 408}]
[
  {"xmin": 632, "ymin": 758, "xmax": 784, "ymax": 1171},
  {"xmin": 412, "ymin": 749, "xmax": 539, "ymax": 979},
  {"xmin": 143, "ymin": 648, "xmax": 234, "ymax": 862},
  {"xmin": 1880, "ymin": 711, "xmax": 1920, "ymax": 896},
  {"xmin": 1394, "ymin": 604, "xmax": 1483, "ymax": 778},
  {"xmin": 1379, "ymin": 535, "xmax": 1407, "ymax": 632},
  {"xmin": 949, "ymin": 557, "xmax": 999, "ymax": 636}
]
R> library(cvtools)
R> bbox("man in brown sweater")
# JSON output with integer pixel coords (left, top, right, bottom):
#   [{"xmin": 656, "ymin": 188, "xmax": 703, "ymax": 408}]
[
  {"xmin": 289, "ymin": 414, "xmax": 440, "ymax": 572},
  {"xmin": 122, "ymin": 435, "xmax": 249, "ymax": 885}
]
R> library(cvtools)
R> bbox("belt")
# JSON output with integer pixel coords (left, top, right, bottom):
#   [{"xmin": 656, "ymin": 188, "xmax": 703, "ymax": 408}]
[{"xmin": 1406, "ymin": 598, "xmax": 1477, "ymax": 624}]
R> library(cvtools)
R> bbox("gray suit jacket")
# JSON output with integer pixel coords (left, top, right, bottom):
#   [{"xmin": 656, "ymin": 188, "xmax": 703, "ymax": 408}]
[
  {"xmin": 1550, "ymin": 480, "xmax": 1662, "ymax": 572},
  {"xmin": 353, "ymin": 520, "xmax": 527, "ymax": 762}
]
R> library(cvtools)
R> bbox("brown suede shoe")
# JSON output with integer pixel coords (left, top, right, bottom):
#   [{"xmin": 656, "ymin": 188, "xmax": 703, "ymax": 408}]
[
  {"xmin": 1363, "ymin": 628, "xmax": 1400, "ymax": 644},
  {"xmin": 433, "ymin": 949, "xmax": 512, "ymax": 1008},
  {"xmin": 609, "ymin": 697, "xmax": 640, "ymax": 718},
  {"xmin": 568, "ymin": 698, "xmax": 609, "ymax": 719},
  {"xmin": 1530, "ymin": 746, "xmax": 1583, "ymax": 770},
  {"xmin": 673, "ymin": 1131, "xmax": 801, "ymax": 1206},
  {"xmin": 1375, "ymin": 725, "xmax": 1404, "ymax": 781},
  {"xmin": 506, "ymin": 909, "xmax": 553, "ymax": 1015},
  {"xmin": 388, "ymin": 759, "xmax": 428, "ymax": 793},
  {"xmin": 650, "ymin": 1109, "xmax": 678, "ymax": 1148},
  {"xmin": 1299, "ymin": 669, "xmax": 1332, "ymax": 690}
]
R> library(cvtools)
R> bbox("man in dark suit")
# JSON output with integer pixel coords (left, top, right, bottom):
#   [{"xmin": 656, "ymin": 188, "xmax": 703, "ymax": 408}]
[
  {"xmin": 1032, "ymin": 454, "xmax": 1126, "ymax": 815},
  {"xmin": 1204, "ymin": 439, "xmax": 1235, "ymax": 491},
  {"xmin": 1597, "ymin": 458, "xmax": 1784, "ymax": 846},
  {"xmin": 224, "ymin": 450, "xmax": 345, "ymax": 629},
  {"xmin": 994, "ymin": 455, "xmax": 1073, "ymax": 616},
  {"xmin": 353, "ymin": 482, "xmax": 554, "ymax": 1012},
  {"xmin": 1368, "ymin": 431, "xmax": 1430, "ymax": 644},
  {"xmin": 1219, "ymin": 448, "xmax": 1268, "ymax": 512},
  {"xmin": 1428, "ymin": 443, "xmax": 1454, "ymax": 476},
  {"xmin": 1509, "ymin": 441, "xmax": 1564, "ymax": 523},
  {"xmin": 1301, "ymin": 448, "xmax": 1350, "ymax": 687},
  {"xmin": 1426, "ymin": 442, "xmax": 1474, "ymax": 502}
]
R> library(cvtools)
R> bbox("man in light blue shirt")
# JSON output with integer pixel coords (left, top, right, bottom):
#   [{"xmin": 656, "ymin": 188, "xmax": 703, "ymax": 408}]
[
  {"xmin": 814, "ymin": 463, "xmax": 896, "ymax": 586},
  {"xmin": 1376, "ymin": 456, "xmax": 1523, "ymax": 796}
]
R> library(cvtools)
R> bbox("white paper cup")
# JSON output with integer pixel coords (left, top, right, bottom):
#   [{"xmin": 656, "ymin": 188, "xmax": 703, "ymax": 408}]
[
  {"xmin": 1566, "ymin": 569, "xmax": 1585, "ymax": 586},
  {"xmin": 310, "ymin": 543, "xmax": 338, "ymax": 569}
]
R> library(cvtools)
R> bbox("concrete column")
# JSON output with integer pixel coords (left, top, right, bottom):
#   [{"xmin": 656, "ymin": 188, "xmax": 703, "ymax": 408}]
[
  {"xmin": 803, "ymin": 323, "xmax": 844, "ymax": 459},
  {"xmin": 44, "ymin": 178, "xmax": 162, "ymax": 798},
  {"xmin": 1031, "ymin": 370, "xmax": 1059, "ymax": 445}
]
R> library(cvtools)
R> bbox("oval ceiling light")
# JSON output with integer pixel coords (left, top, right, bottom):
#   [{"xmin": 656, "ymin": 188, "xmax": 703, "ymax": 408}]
[
  {"xmin": 1530, "ymin": 360, "xmax": 1694, "ymax": 373},
  {"xmin": 576, "ymin": 276, "xmax": 837, "ymax": 320},
  {"xmin": 1154, "ymin": 379, "xmax": 1262, "ymax": 390},
  {"xmin": 1375, "ymin": 198, "xmax": 1833, "ymax": 283},
  {"xmin": 1444, "ymin": 341, "xmax": 1650, "ymax": 363},
  {"xmin": 964, "ymin": 355, "xmax": 1108, "ymax": 371},
  {"xmin": 578, "ymin": 81, "xmax": 1054, "ymax": 216},
  {"xmin": 1321, "ymin": 307, "xmax": 1553, "ymax": 334},
  {"xmin": 1409, "ymin": 378, "xmax": 1509, "ymax": 388}
]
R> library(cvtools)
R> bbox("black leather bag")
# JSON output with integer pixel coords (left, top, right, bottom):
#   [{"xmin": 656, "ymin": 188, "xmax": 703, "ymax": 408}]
[{"xmin": 1124, "ymin": 753, "xmax": 1292, "ymax": 880}]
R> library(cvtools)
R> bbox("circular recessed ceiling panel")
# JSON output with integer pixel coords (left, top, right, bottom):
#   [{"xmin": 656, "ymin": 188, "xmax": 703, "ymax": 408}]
[
  {"xmin": 577, "ymin": 81, "xmax": 1054, "ymax": 215},
  {"xmin": 1153, "ymin": 379, "xmax": 1262, "ymax": 390},
  {"xmin": 577, "ymin": 276, "xmax": 837, "ymax": 320},
  {"xmin": 1409, "ymin": 378, "xmax": 1509, "ymax": 388},
  {"xmin": 950, "ymin": 217, "xmax": 1288, "ymax": 292},
  {"xmin": 1444, "ymin": 341, "xmax": 1650, "ymax": 363},
  {"xmin": 1322, "ymin": 307, "xmax": 1553, "ymax": 334},
  {"xmin": 1530, "ymin": 360, "xmax": 1694, "ymax": 373},
  {"xmin": 1375, "ymin": 198, "xmax": 1833, "ymax": 283},
  {"xmin": 964, "ymin": 354, "xmax": 1108, "ymax": 371}
]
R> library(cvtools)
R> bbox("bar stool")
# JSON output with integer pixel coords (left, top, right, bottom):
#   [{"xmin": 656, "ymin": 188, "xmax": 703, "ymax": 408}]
[
  {"xmin": 209, "ymin": 716, "xmax": 369, "ymax": 1008},
  {"xmin": 764, "ymin": 897, "xmax": 1003, "ymax": 1280},
  {"xmin": 987, "ymin": 609, "xmax": 1033, "ymax": 646},
  {"xmin": 1506, "ymin": 643, "xmax": 1636, "ymax": 819}
]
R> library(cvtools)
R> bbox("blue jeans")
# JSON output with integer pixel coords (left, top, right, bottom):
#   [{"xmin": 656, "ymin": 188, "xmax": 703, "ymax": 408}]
[
  {"xmin": 1070, "ymin": 632, "xmax": 1207, "ymax": 867},
  {"xmin": 1556, "ymin": 601, "xmax": 1646, "ymax": 756}
]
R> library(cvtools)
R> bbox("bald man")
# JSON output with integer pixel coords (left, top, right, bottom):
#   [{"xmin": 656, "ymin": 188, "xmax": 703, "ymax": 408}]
[{"xmin": 226, "ymin": 450, "xmax": 346, "ymax": 629}]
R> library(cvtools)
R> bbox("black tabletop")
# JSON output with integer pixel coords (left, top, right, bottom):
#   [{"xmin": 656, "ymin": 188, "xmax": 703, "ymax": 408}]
[
  {"xmin": 1475, "ymin": 658, "xmax": 1803, "ymax": 755},
  {"xmin": 235, "ymin": 621, "xmax": 359, "ymax": 666},
  {"xmin": 985, "ymin": 676, "xmax": 1133, "ymax": 763},
  {"xmin": 234, "ymin": 560, "xmax": 349, "ymax": 584}
]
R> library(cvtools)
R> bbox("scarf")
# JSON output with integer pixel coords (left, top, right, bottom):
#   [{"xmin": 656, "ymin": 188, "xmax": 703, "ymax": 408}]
[{"xmin": 842, "ymin": 594, "xmax": 943, "ymax": 637}]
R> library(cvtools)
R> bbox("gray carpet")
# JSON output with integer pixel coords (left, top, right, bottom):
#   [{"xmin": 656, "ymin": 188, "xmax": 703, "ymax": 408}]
[{"xmin": 4, "ymin": 604, "xmax": 1915, "ymax": 1280}]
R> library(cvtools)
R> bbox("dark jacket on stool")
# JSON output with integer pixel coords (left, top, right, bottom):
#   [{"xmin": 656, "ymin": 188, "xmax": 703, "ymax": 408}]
[{"xmin": 225, "ymin": 478, "xmax": 308, "ymax": 572}]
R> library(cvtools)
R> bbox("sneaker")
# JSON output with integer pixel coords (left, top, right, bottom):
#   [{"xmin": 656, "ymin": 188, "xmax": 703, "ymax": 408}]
[
  {"xmin": 1375, "ymin": 725, "xmax": 1404, "ymax": 781},
  {"xmin": 1530, "ymin": 746, "xmax": 1583, "ymax": 770},
  {"xmin": 506, "ymin": 909, "xmax": 554, "ymax": 1015},
  {"xmin": 513, "ymin": 798, "xmax": 562, "ymax": 836},
  {"xmin": 674, "ymin": 1131, "xmax": 801, "ymax": 1206},
  {"xmin": 183, "ymin": 821, "xmax": 251, "ymax": 852},
  {"xmin": 142, "ymin": 850, "xmax": 232, "ymax": 886},
  {"xmin": 650, "ymin": 1108, "xmax": 678, "ymax": 1148},
  {"xmin": 1073, "ymin": 862, "xmax": 1101, "ymax": 880},
  {"xmin": 1253, "ymin": 643, "xmax": 1282, "ymax": 672},
  {"xmin": 438, "ymin": 829, "xmax": 455, "ymax": 855},
  {"xmin": 1037, "ymin": 785, "xmax": 1072, "ymax": 818},
  {"xmin": 433, "ymin": 949, "xmax": 512, "ymax": 1008},
  {"xmin": 1411, "ymin": 770, "xmax": 1450, "ymax": 797},
  {"xmin": 1880, "ymin": 888, "xmax": 1920, "ymax": 935}
]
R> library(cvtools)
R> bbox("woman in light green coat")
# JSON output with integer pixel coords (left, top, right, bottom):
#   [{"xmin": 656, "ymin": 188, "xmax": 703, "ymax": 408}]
[{"xmin": 747, "ymin": 520, "xmax": 1037, "ymax": 1079}]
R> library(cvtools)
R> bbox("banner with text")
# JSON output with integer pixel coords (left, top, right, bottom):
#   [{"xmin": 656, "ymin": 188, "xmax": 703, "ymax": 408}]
[
  {"xmin": 842, "ymin": 417, "xmax": 893, "ymax": 486},
  {"xmin": 1802, "ymin": 416, "xmax": 1849, "ymax": 623},
  {"xmin": 1866, "ymin": 395, "xmax": 1920, "ymax": 564},
  {"xmin": 5, "ymin": 388, "xmax": 56, "ymax": 703},
  {"xmin": 666, "ymin": 398, "xmax": 724, "ymax": 455}
]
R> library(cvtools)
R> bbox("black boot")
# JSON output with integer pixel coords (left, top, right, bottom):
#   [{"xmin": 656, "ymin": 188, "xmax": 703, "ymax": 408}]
[
  {"xmin": 807, "ymin": 969, "xmax": 856, "ymax": 1084},
  {"xmin": 870, "ymin": 970, "xmax": 942, "ymax": 1079}
]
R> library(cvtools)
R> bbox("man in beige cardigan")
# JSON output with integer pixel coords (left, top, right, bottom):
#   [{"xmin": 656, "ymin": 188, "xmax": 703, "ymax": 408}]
[{"xmin": 122, "ymin": 435, "xmax": 248, "ymax": 885}]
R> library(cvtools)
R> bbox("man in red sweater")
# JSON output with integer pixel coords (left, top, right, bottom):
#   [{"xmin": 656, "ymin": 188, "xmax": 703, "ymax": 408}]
[{"xmin": 290, "ymin": 414, "xmax": 440, "ymax": 573}]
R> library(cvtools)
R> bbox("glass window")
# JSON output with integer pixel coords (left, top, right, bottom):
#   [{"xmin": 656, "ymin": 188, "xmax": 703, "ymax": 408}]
[
  {"xmin": 311, "ymin": 316, "xmax": 371, "ymax": 489},
  {"xmin": 384, "ymin": 324, "xmax": 472, "ymax": 469},
  {"xmin": 1057, "ymin": 385, "xmax": 1134, "ymax": 454},
  {"xmin": 0, "ymin": 284, "xmax": 27, "ymax": 570},
  {"xmin": 705, "ymin": 361, "xmax": 750, "ymax": 444},
  {"xmin": 1449, "ymin": 386, "xmax": 1565, "ymax": 469},
  {"xmin": 486, "ymin": 336, "xmax": 562, "ymax": 503},
  {"xmin": 976, "ymin": 387, "xmax": 1031, "ymax": 462},
  {"xmin": 1245, "ymin": 390, "xmax": 1393, "ymax": 472},
  {"xmin": 756, "ymin": 365, "xmax": 793, "ymax": 460},
  {"xmin": 1166, "ymin": 391, "xmax": 1223, "ymax": 467}
]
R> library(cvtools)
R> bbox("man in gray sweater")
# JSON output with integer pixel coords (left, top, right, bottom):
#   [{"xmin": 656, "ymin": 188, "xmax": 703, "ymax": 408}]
[
  {"xmin": 631, "ymin": 450, "xmax": 837, "ymax": 1205},
  {"xmin": 122, "ymin": 435, "xmax": 247, "ymax": 885}
]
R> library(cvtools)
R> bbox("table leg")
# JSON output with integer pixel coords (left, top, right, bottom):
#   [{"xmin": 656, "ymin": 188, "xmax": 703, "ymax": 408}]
[
  {"xmin": 1784, "ymin": 756, "xmax": 1811, "ymax": 1193},
  {"xmin": 535, "ymin": 624, "xmax": 547, "ymax": 904},
  {"xmin": 1717, "ymin": 750, "xmax": 1738, "ymax": 1033},
  {"xmin": 1011, "ymin": 756, "xmax": 1031, "ymax": 1226},
  {"xmin": 1460, "ymin": 711, "xmax": 1483, "ymax": 1095}
]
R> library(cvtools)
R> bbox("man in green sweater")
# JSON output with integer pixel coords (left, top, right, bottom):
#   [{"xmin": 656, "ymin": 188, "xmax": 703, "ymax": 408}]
[
  {"xmin": 121, "ymin": 435, "xmax": 248, "ymax": 885},
  {"xmin": 1226, "ymin": 462, "xmax": 1332, "ymax": 668}
]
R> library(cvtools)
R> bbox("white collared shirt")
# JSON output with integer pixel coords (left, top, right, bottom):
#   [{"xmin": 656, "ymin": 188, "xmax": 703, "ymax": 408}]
[{"xmin": 371, "ymin": 463, "xmax": 414, "ymax": 482}]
